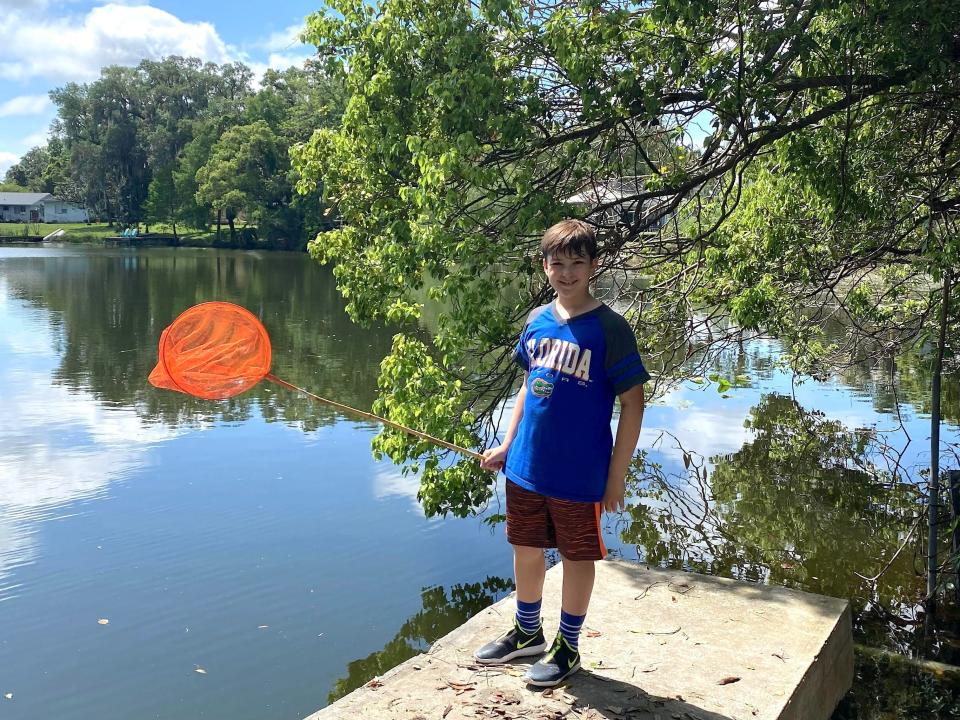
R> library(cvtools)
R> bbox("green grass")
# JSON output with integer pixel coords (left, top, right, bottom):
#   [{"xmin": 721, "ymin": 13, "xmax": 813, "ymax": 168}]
[
  {"xmin": 0, "ymin": 222, "xmax": 304, "ymax": 250},
  {"xmin": 0, "ymin": 222, "xmax": 220, "ymax": 243},
  {"xmin": 0, "ymin": 222, "xmax": 117, "ymax": 239}
]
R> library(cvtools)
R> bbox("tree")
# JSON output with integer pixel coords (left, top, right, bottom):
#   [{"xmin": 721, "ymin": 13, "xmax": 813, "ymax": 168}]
[
  {"xmin": 294, "ymin": 0, "xmax": 959, "ymax": 519},
  {"xmin": 4, "ymin": 146, "xmax": 51, "ymax": 192},
  {"xmin": 144, "ymin": 165, "xmax": 180, "ymax": 238},
  {"xmin": 195, "ymin": 121, "xmax": 286, "ymax": 244},
  {"xmin": 50, "ymin": 57, "xmax": 256, "ymax": 227}
]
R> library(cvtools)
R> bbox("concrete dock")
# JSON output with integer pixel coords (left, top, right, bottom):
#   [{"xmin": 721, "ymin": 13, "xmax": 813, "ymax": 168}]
[{"xmin": 306, "ymin": 560, "xmax": 853, "ymax": 720}]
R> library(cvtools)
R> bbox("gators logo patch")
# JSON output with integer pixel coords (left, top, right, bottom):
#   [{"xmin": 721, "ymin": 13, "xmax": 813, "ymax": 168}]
[{"xmin": 531, "ymin": 378, "xmax": 554, "ymax": 397}]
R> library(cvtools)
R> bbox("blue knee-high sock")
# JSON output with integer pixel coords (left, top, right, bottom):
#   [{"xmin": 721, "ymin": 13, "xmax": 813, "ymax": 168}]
[
  {"xmin": 558, "ymin": 610, "xmax": 585, "ymax": 650},
  {"xmin": 515, "ymin": 598, "xmax": 542, "ymax": 633}
]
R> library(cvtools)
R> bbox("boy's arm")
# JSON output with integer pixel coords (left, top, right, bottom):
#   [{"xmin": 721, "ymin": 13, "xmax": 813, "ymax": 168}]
[
  {"xmin": 603, "ymin": 383, "xmax": 646, "ymax": 512},
  {"xmin": 480, "ymin": 372, "xmax": 528, "ymax": 470}
]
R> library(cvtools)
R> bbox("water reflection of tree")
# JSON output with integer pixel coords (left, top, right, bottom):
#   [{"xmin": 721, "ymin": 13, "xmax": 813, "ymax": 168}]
[
  {"xmin": 839, "ymin": 346, "xmax": 960, "ymax": 429},
  {"xmin": 327, "ymin": 576, "xmax": 513, "ymax": 704},
  {"xmin": 623, "ymin": 394, "xmax": 923, "ymax": 635},
  {"xmin": 0, "ymin": 250, "xmax": 395, "ymax": 430}
]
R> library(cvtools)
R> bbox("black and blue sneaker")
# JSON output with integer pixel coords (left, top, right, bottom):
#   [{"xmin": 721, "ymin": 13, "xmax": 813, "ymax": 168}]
[
  {"xmin": 474, "ymin": 620, "xmax": 547, "ymax": 664},
  {"xmin": 523, "ymin": 634, "xmax": 581, "ymax": 686}
]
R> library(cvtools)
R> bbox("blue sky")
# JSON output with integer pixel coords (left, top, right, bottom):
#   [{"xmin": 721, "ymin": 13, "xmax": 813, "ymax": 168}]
[{"xmin": 0, "ymin": 0, "xmax": 324, "ymax": 176}]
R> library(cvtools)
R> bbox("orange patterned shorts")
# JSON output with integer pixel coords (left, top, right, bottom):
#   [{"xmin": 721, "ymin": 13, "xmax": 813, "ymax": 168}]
[{"xmin": 505, "ymin": 480, "xmax": 607, "ymax": 561}]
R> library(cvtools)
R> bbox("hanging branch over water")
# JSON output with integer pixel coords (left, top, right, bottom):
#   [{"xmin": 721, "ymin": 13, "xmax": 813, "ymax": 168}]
[{"xmin": 294, "ymin": 0, "xmax": 960, "ymax": 517}]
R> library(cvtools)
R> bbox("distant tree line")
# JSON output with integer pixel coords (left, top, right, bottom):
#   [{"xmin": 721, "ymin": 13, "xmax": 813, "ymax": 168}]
[{"xmin": 3, "ymin": 56, "xmax": 346, "ymax": 249}]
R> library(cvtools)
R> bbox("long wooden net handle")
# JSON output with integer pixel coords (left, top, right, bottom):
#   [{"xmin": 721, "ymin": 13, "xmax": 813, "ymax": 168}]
[{"xmin": 265, "ymin": 373, "xmax": 484, "ymax": 461}]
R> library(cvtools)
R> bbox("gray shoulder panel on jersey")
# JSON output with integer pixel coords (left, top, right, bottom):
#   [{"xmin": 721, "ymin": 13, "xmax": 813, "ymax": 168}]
[{"xmin": 597, "ymin": 305, "xmax": 639, "ymax": 369}]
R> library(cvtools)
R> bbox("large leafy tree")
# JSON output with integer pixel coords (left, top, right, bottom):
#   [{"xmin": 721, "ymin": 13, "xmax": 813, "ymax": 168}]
[
  {"xmin": 196, "ymin": 121, "xmax": 287, "ymax": 243},
  {"xmin": 294, "ymin": 0, "xmax": 959, "ymax": 517},
  {"xmin": 49, "ymin": 57, "xmax": 257, "ymax": 225}
]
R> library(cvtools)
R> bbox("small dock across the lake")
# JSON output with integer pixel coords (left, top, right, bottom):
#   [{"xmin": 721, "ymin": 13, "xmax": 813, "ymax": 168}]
[{"xmin": 306, "ymin": 560, "xmax": 852, "ymax": 720}]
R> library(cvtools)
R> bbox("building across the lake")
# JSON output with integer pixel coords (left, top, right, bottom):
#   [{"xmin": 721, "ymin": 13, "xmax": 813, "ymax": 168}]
[
  {"xmin": 565, "ymin": 177, "xmax": 670, "ymax": 231},
  {"xmin": 0, "ymin": 192, "xmax": 89, "ymax": 223}
]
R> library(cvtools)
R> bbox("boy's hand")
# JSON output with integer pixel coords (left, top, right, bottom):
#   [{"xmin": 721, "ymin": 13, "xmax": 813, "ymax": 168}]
[
  {"xmin": 480, "ymin": 444, "xmax": 509, "ymax": 472},
  {"xmin": 602, "ymin": 475, "xmax": 626, "ymax": 513}
]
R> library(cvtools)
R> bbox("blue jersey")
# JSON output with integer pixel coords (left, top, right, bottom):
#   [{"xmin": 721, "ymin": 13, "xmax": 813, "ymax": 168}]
[{"xmin": 505, "ymin": 302, "xmax": 650, "ymax": 502}]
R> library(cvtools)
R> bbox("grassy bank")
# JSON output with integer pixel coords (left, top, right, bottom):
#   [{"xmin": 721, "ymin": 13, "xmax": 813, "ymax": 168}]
[
  {"xmin": 1, "ymin": 222, "xmax": 117, "ymax": 240},
  {"xmin": 0, "ymin": 223, "xmax": 306, "ymax": 250}
]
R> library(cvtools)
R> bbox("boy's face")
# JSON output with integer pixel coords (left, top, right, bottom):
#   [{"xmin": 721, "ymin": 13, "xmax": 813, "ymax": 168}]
[{"xmin": 543, "ymin": 250, "xmax": 598, "ymax": 301}]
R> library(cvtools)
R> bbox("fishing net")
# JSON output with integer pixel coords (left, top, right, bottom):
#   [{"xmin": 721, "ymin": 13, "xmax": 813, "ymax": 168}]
[
  {"xmin": 149, "ymin": 301, "xmax": 481, "ymax": 459},
  {"xmin": 148, "ymin": 301, "xmax": 271, "ymax": 400}
]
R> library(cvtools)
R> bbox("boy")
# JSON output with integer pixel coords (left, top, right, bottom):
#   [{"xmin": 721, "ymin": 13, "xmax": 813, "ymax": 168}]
[{"xmin": 476, "ymin": 219, "xmax": 649, "ymax": 687}]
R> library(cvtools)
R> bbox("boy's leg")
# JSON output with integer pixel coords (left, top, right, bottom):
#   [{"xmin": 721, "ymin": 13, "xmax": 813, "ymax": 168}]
[
  {"xmin": 557, "ymin": 556, "xmax": 593, "ymax": 651},
  {"xmin": 514, "ymin": 544, "xmax": 547, "ymax": 604},
  {"xmin": 560, "ymin": 556, "xmax": 595, "ymax": 617},
  {"xmin": 524, "ymin": 499, "xmax": 604, "ymax": 686},
  {"xmin": 474, "ymin": 483, "xmax": 551, "ymax": 664},
  {"xmin": 514, "ymin": 543, "xmax": 546, "ymax": 633}
]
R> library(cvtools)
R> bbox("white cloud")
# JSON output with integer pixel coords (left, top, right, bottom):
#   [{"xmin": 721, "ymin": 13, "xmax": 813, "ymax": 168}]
[
  {"xmin": 259, "ymin": 23, "xmax": 306, "ymax": 53},
  {"xmin": 19, "ymin": 131, "xmax": 48, "ymax": 149},
  {"xmin": 0, "ymin": 3, "xmax": 231, "ymax": 82},
  {"xmin": 0, "ymin": 94, "xmax": 51, "ymax": 118},
  {"xmin": 0, "ymin": 151, "xmax": 20, "ymax": 176},
  {"xmin": 245, "ymin": 51, "xmax": 312, "ymax": 83}
]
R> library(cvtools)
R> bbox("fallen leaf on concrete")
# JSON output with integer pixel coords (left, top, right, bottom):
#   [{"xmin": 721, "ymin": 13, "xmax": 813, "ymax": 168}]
[
  {"xmin": 541, "ymin": 688, "xmax": 553, "ymax": 697},
  {"xmin": 446, "ymin": 680, "xmax": 476, "ymax": 690},
  {"xmin": 772, "ymin": 652, "xmax": 788, "ymax": 662},
  {"xmin": 718, "ymin": 676, "xmax": 740, "ymax": 685},
  {"xmin": 364, "ymin": 678, "xmax": 383, "ymax": 689},
  {"xmin": 585, "ymin": 630, "xmax": 601, "ymax": 637},
  {"xmin": 442, "ymin": 704, "xmax": 452, "ymax": 718}
]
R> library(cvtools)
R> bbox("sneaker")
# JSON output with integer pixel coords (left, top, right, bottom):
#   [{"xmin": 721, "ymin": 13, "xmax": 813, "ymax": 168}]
[
  {"xmin": 523, "ymin": 634, "xmax": 581, "ymax": 687},
  {"xmin": 474, "ymin": 620, "xmax": 547, "ymax": 664}
]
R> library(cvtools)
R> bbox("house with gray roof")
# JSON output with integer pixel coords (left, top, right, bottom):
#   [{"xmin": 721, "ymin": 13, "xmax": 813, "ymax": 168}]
[
  {"xmin": 0, "ymin": 192, "xmax": 89, "ymax": 223},
  {"xmin": 565, "ymin": 177, "xmax": 670, "ymax": 231}
]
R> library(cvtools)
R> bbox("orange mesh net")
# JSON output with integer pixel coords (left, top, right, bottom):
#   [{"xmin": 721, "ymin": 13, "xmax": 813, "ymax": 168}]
[
  {"xmin": 148, "ymin": 301, "xmax": 271, "ymax": 400},
  {"xmin": 149, "ymin": 301, "xmax": 482, "ymax": 460}
]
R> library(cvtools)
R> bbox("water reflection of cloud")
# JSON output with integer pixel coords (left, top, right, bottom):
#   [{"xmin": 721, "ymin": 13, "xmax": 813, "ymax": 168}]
[
  {"xmin": 0, "ymin": 296, "xmax": 182, "ymax": 597},
  {"xmin": 643, "ymin": 406, "xmax": 753, "ymax": 463},
  {"xmin": 371, "ymin": 466, "xmax": 426, "ymax": 516}
]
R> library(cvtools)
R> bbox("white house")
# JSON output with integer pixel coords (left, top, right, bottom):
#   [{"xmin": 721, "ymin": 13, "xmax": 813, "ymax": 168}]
[
  {"xmin": 40, "ymin": 197, "xmax": 89, "ymax": 223},
  {"xmin": 565, "ymin": 178, "xmax": 669, "ymax": 231},
  {"xmin": 0, "ymin": 192, "xmax": 89, "ymax": 223}
]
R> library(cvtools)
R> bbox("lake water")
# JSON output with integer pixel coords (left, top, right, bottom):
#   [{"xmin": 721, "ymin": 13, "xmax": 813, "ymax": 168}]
[{"xmin": 0, "ymin": 246, "xmax": 957, "ymax": 718}]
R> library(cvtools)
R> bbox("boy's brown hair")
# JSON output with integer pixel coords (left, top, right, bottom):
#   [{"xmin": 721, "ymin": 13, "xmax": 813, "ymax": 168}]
[{"xmin": 540, "ymin": 219, "xmax": 597, "ymax": 259}]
